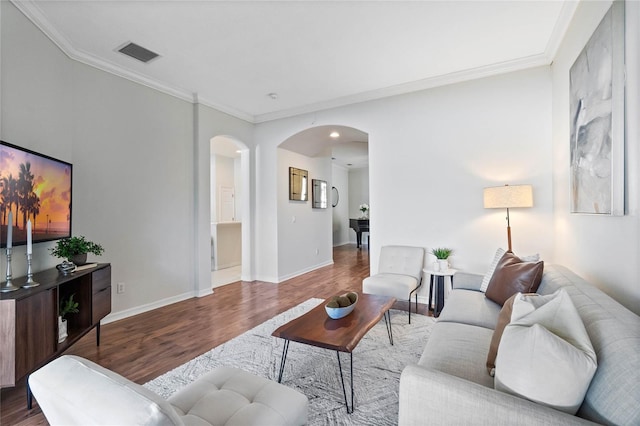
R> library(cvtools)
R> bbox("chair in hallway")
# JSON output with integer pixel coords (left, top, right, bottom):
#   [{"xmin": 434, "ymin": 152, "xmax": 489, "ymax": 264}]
[{"xmin": 362, "ymin": 245, "xmax": 425, "ymax": 323}]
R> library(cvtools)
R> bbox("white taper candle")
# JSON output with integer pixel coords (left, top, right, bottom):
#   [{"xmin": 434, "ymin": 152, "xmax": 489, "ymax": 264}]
[{"xmin": 26, "ymin": 219, "xmax": 32, "ymax": 254}]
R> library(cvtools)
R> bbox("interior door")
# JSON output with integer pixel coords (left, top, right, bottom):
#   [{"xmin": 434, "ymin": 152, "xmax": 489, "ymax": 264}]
[{"xmin": 219, "ymin": 187, "xmax": 235, "ymax": 222}]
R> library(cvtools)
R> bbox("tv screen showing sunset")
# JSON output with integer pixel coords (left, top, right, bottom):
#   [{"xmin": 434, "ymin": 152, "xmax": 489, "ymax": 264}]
[{"xmin": 1, "ymin": 141, "xmax": 72, "ymax": 248}]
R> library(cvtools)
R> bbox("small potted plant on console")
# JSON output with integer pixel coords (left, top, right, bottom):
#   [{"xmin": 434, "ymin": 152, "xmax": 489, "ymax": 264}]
[
  {"xmin": 58, "ymin": 294, "xmax": 79, "ymax": 343},
  {"xmin": 50, "ymin": 236, "xmax": 104, "ymax": 269}
]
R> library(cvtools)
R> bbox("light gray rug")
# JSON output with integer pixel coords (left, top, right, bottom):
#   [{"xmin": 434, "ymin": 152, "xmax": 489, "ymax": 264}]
[{"xmin": 144, "ymin": 298, "xmax": 435, "ymax": 425}]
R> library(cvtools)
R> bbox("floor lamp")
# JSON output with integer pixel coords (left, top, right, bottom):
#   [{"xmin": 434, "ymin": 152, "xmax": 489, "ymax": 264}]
[{"xmin": 483, "ymin": 184, "xmax": 533, "ymax": 252}]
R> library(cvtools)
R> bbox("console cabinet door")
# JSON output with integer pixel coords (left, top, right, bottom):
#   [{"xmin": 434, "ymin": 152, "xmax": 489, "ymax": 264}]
[
  {"xmin": 15, "ymin": 288, "xmax": 56, "ymax": 380},
  {"xmin": 92, "ymin": 266, "xmax": 111, "ymax": 324}
]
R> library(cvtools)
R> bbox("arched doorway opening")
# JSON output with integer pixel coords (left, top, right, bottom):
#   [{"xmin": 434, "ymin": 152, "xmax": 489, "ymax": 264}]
[
  {"xmin": 276, "ymin": 125, "xmax": 368, "ymax": 280},
  {"xmin": 210, "ymin": 135, "xmax": 250, "ymax": 287}
]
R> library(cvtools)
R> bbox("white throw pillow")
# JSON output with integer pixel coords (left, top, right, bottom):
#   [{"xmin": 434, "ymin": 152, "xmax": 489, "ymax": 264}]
[
  {"xmin": 494, "ymin": 289, "xmax": 597, "ymax": 415},
  {"xmin": 480, "ymin": 248, "xmax": 506, "ymax": 292},
  {"xmin": 520, "ymin": 253, "xmax": 541, "ymax": 263},
  {"xmin": 480, "ymin": 249, "xmax": 540, "ymax": 293}
]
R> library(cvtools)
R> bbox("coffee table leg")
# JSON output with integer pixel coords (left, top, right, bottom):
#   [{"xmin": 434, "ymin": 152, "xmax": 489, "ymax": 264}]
[
  {"xmin": 277, "ymin": 340, "xmax": 290, "ymax": 383},
  {"xmin": 336, "ymin": 351, "xmax": 354, "ymax": 414},
  {"xmin": 384, "ymin": 310, "xmax": 394, "ymax": 345}
]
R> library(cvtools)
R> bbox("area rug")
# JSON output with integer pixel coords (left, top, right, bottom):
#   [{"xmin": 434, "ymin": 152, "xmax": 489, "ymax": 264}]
[{"xmin": 144, "ymin": 298, "xmax": 435, "ymax": 425}]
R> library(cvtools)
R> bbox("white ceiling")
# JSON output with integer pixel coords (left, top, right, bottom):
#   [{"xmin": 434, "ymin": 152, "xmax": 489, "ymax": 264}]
[
  {"xmin": 13, "ymin": 0, "xmax": 577, "ymax": 124},
  {"xmin": 280, "ymin": 125, "xmax": 369, "ymax": 168}
]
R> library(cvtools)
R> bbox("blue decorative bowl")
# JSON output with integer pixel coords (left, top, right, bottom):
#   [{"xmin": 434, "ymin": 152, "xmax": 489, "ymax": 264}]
[{"xmin": 325, "ymin": 293, "xmax": 358, "ymax": 319}]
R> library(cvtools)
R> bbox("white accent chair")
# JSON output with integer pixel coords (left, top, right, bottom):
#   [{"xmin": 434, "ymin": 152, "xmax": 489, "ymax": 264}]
[
  {"xmin": 363, "ymin": 245, "xmax": 425, "ymax": 323},
  {"xmin": 28, "ymin": 355, "xmax": 308, "ymax": 426}
]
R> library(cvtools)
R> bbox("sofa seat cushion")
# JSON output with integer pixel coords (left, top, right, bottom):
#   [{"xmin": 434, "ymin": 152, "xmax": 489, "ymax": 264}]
[
  {"xmin": 363, "ymin": 273, "xmax": 419, "ymax": 299},
  {"xmin": 418, "ymin": 322, "xmax": 495, "ymax": 388},
  {"xmin": 437, "ymin": 289, "xmax": 501, "ymax": 330},
  {"xmin": 168, "ymin": 367, "xmax": 308, "ymax": 426}
]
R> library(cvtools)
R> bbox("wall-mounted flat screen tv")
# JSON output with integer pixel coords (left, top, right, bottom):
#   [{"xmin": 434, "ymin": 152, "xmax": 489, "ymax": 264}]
[{"xmin": 1, "ymin": 141, "xmax": 72, "ymax": 248}]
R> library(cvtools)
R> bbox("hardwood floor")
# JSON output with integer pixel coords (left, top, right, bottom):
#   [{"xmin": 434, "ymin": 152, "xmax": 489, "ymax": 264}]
[{"xmin": 1, "ymin": 244, "xmax": 430, "ymax": 425}]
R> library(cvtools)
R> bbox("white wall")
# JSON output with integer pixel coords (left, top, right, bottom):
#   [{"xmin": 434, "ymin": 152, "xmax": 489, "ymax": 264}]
[
  {"xmin": 2, "ymin": 2, "xmax": 196, "ymax": 318},
  {"xmin": 331, "ymin": 164, "xmax": 350, "ymax": 246},
  {"xmin": 255, "ymin": 67, "xmax": 554, "ymax": 301},
  {"xmin": 551, "ymin": 0, "xmax": 640, "ymax": 314},
  {"xmin": 1, "ymin": 1, "xmax": 74, "ymax": 276},
  {"xmin": 277, "ymin": 149, "xmax": 333, "ymax": 280}
]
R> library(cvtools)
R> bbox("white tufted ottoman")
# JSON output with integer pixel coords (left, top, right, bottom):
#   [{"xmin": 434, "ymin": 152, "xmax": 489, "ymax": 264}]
[
  {"xmin": 29, "ymin": 355, "xmax": 308, "ymax": 425},
  {"xmin": 168, "ymin": 366, "xmax": 308, "ymax": 425}
]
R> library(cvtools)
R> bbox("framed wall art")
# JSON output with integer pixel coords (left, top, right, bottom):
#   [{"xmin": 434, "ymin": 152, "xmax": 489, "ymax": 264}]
[
  {"xmin": 312, "ymin": 179, "xmax": 327, "ymax": 209},
  {"xmin": 289, "ymin": 167, "xmax": 308, "ymax": 201},
  {"xmin": 569, "ymin": 1, "xmax": 625, "ymax": 215}
]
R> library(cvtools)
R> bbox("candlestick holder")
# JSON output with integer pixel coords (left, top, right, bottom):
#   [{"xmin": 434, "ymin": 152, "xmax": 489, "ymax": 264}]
[
  {"xmin": 23, "ymin": 253, "xmax": 40, "ymax": 289},
  {"xmin": 1, "ymin": 248, "xmax": 20, "ymax": 292}
]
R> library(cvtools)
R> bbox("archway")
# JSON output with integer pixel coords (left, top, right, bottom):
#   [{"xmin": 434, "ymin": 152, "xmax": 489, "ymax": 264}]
[
  {"xmin": 276, "ymin": 125, "xmax": 369, "ymax": 280},
  {"xmin": 210, "ymin": 135, "xmax": 251, "ymax": 286}
]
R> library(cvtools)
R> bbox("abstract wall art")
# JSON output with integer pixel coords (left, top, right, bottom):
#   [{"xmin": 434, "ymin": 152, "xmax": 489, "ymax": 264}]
[{"xmin": 569, "ymin": 1, "xmax": 625, "ymax": 215}]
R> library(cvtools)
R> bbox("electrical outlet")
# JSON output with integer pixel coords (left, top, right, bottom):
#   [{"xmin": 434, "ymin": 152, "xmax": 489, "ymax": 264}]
[{"xmin": 117, "ymin": 282, "xmax": 125, "ymax": 294}]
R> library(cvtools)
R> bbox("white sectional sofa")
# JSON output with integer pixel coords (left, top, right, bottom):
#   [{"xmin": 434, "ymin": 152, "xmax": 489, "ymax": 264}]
[{"xmin": 399, "ymin": 264, "xmax": 640, "ymax": 425}]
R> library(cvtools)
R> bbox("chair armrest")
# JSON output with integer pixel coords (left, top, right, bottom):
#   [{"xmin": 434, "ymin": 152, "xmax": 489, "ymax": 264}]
[
  {"xmin": 452, "ymin": 271, "xmax": 484, "ymax": 291},
  {"xmin": 29, "ymin": 355, "xmax": 182, "ymax": 426},
  {"xmin": 399, "ymin": 365, "xmax": 597, "ymax": 426}
]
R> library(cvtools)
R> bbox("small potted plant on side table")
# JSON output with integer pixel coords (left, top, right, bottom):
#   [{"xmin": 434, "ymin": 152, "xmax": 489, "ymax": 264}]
[
  {"xmin": 58, "ymin": 294, "xmax": 79, "ymax": 343},
  {"xmin": 50, "ymin": 236, "xmax": 104, "ymax": 269},
  {"xmin": 431, "ymin": 247, "xmax": 453, "ymax": 272}
]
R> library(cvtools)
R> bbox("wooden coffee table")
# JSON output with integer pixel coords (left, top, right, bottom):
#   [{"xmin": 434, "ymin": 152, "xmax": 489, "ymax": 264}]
[{"xmin": 272, "ymin": 291, "xmax": 396, "ymax": 413}]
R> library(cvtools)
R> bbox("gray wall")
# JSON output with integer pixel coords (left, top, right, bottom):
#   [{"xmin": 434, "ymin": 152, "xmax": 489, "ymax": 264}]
[{"xmin": 1, "ymin": 2, "xmax": 253, "ymax": 320}]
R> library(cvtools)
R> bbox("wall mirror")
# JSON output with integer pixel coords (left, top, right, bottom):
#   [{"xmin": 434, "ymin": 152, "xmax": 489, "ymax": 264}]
[
  {"xmin": 331, "ymin": 186, "xmax": 339, "ymax": 207},
  {"xmin": 312, "ymin": 179, "xmax": 328, "ymax": 208},
  {"xmin": 289, "ymin": 167, "xmax": 308, "ymax": 201}
]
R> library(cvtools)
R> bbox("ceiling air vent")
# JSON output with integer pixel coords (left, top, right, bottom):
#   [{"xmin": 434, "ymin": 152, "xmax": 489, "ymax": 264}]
[{"xmin": 117, "ymin": 42, "xmax": 159, "ymax": 63}]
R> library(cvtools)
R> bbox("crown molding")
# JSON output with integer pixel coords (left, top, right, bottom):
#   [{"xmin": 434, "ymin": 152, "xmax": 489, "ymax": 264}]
[
  {"xmin": 10, "ymin": 0, "xmax": 256, "ymax": 123},
  {"xmin": 543, "ymin": 1, "xmax": 580, "ymax": 63},
  {"xmin": 11, "ymin": 0, "xmax": 578, "ymax": 126},
  {"xmin": 255, "ymin": 0, "xmax": 580, "ymax": 125},
  {"xmin": 254, "ymin": 53, "xmax": 551, "ymax": 123},
  {"xmin": 194, "ymin": 95, "xmax": 255, "ymax": 123}
]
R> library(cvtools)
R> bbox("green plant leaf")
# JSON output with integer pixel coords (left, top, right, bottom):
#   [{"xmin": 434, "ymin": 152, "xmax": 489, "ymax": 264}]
[
  {"xmin": 431, "ymin": 247, "xmax": 453, "ymax": 259},
  {"xmin": 50, "ymin": 236, "xmax": 104, "ymax": 260}
]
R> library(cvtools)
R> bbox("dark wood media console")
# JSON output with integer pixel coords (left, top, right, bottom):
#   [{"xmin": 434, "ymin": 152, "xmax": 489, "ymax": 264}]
[{"xmin": 0, "ymin": 263, "xmax": 111, "ymax": 389}]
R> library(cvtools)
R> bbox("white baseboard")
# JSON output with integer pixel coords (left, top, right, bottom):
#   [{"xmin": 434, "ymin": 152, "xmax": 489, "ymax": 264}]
[
  {"xmin": 277, "ymin": 259, "xmax": 334, "ymax": 283},
  {"xmin": 214, "ymin": 261, "xmax": 241, "ymax": 270},
  {"xmin": 102, "ymin": 290, "xmax": 196, "ymax": 324}
]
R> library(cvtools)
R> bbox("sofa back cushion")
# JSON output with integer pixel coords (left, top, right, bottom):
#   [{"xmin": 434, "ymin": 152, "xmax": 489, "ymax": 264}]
[{"xmin": 537, "ymin": 266, "xmax": 640, "ymax": 425}]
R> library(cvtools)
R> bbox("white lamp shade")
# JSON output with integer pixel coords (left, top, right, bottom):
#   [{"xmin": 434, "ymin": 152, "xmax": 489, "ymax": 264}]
[{"xmin": 484, "ymin": 185, "xmax": 533, "ymax": 209}]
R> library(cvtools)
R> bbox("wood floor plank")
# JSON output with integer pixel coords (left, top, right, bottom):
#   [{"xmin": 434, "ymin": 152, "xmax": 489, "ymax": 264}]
[{"xmin": 0, "ymin": 244, "xmax": 430, "ymax": 425}]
